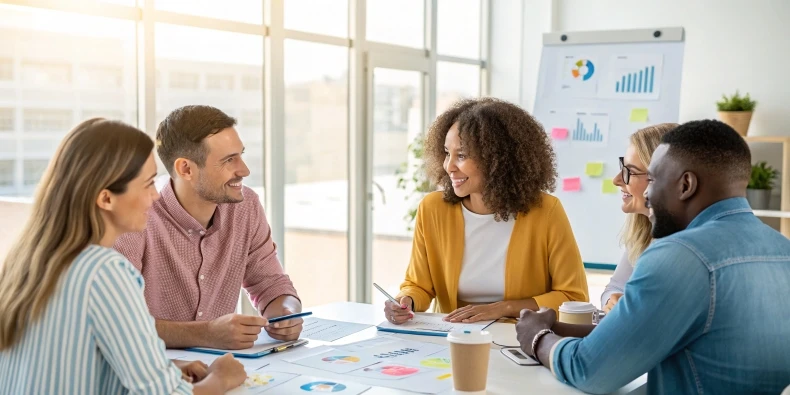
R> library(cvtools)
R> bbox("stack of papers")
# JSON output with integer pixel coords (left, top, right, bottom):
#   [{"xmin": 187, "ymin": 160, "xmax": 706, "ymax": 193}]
[{"xmin": 376, "ymin": 312, "xmax": 495, "ymax": 337}]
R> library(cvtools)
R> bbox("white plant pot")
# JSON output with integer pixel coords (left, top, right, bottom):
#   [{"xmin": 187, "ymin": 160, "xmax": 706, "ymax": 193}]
[{"xmin": 746, "ymin": 188, "xmax": 771, "ymax": 210}]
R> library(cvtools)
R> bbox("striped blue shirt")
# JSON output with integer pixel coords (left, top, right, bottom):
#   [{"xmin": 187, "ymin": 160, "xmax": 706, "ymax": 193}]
[{"xmin": 0, "ymin": 245, "xmax": 193, "ymax": 394}]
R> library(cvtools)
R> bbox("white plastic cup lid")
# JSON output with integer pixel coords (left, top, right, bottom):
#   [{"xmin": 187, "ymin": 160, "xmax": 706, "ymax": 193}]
[
  {"xmin": 446, "ymin": 330, "xmax": 492, "ymax": 345},
  {"xmin": 559, "ymin": 301, "xmax": 597, "ymax": 314}
]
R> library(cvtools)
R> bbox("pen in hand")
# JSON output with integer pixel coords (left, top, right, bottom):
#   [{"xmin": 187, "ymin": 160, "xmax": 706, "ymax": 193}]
[{"xmin": 374, "ymin": 283, "xmax": 414, "ymax": 324}]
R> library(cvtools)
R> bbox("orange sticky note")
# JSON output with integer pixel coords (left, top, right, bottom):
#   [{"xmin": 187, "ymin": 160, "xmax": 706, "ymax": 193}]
[
  {"xmin": 551, "ymin": 127, "xmax": 569, "ymax": 140},
  {"xmin": 562, "ymin": 177, "xmax": 581, "ymax": 192}
]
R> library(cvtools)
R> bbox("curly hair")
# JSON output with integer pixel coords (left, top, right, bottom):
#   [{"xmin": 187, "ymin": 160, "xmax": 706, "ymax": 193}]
[{"xmin": 423, "ymin": 97, "xmax": 557, "ymax": 221}]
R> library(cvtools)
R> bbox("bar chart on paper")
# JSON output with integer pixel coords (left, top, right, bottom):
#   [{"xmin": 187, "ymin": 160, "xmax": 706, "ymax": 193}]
[
  {"xmin": 570, "ymin": 112, "xmax": 609, "ymax": 145},
  {"xmin": 602, "ymin": 54, "xmax": 663, "ymax": 100}
]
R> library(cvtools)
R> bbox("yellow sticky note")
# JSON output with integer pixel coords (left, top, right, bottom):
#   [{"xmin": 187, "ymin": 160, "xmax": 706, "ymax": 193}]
[
  {"xmin": 585, "ymin": 162, "xmax": 604, "ymax": 177},
  {"xmin": 602, "ymin": 180, "xmax": 619, "ymax": 194},
  {"xmin": 630, "ymin": 108, "xmax": 649, "ymax": 122}
]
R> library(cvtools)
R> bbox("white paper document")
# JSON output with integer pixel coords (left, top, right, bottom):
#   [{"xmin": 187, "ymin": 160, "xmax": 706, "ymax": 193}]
[
  {"xmin": 226, "ymin": 369, "xmax": 298, "ymax": 394},
  {"xmin": 275, "ymin": 375, "xmax": 370, "ymax": 394},
  {"xmin": 377, "ymin": 312, "xmax": 494, "ymax": 336},
  {"xmin": 301, "ymin": 317, "xmax": 371, "ymax": 342}
]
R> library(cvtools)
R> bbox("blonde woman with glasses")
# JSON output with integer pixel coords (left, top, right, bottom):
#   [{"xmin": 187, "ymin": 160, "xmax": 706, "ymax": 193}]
[
  {"xmin": 0, "ymin": 119, "xmax": 245, "ymax": 394},
  {"xmin": 601, "ymin": 123, "xmax": 679, "ymax": 313}
]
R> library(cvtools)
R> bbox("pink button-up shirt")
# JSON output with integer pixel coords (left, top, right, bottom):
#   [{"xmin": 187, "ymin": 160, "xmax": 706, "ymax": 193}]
[{"xmin": 114, "ymin": 181, "xmax": 298, "ymax": 322}]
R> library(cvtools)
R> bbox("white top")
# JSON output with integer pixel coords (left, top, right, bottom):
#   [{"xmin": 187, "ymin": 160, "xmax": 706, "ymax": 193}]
[
  {"xmin": 600, "ymin": 250, "xmax": 635, "ymax": 306},
  {"xmin": 457, "ymin": 204, "xmax": 515, "ymax": 304}
]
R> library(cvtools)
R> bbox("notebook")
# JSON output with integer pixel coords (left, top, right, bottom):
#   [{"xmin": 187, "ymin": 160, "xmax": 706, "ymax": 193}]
[{"xmin": 376, "ymin": 312, "xmax": 495, "ymax": 337}]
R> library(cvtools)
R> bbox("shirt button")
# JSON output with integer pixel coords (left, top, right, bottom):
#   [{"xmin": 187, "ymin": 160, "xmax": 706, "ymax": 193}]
[
  {"xmin": 199, "ymin": 275, "xmax": 205, "ymax": 280},
  {"xmin": 199, "ymin": 230, "xmax": 206, "ymax": 235},
  {"xmin": 198, "ymin": 311, "xmax": 203, "ymax": 317},
  {"xmin": 187, "ymin": 229, "xmax": 193, "ymax": 235}
]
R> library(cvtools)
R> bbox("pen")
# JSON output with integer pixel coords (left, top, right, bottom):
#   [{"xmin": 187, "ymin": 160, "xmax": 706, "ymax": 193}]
[
  {"xmin": 373, "ymin": 283, "xmax": 407, "ymax": 308},
  {"xmin": 267, "ymin": 311, "xmax": 312, "ymax": 324}
]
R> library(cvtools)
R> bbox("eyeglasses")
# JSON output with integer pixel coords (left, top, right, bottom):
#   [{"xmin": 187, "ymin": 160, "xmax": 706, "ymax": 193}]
[{"xmin": 619, "ymin": 157, "xmax": 647, "ymax": 185}]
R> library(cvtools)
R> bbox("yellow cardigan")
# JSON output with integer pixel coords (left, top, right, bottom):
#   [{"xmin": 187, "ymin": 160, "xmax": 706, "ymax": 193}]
[{"xmin": 397, "ymin": 191, "xmax": 589, "ymax": 314}]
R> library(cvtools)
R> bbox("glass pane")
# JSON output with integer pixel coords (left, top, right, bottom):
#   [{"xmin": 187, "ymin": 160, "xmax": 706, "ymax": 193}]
[
  {"xmin": 155, "ymin": 24, "xmax": 264, "ymax": 192},
  {"xmin": 371, "ymin": 68, "xmax": 423, "ymax": 306},
  {"xmin": 436, "ymin": 62, "xmax": 480, "ymax": 115},
  {"xmin": 0, "ymin": 5, "xmax": 136, "ymax": 197},
  {"xmin": 283, "ymin": 40, "xmax": 349, "ymax": 307},
  {"xmin": 366, "ymin": 0, "xmax": 424, "ymax": 49},
  {"xmin": 285, "ymin": 0, "xmax": 348, "ymax": 38},
  {"xmin": 437, "ymin": 0, "xmax": 481, "ymax": 59},
  {"xmin": 155, "ymin": 0, "xmax": 262, "ymax": 24}
]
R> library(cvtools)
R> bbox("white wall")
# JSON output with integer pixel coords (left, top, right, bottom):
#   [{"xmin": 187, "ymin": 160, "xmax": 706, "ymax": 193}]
[{"xmin": 491, "ymin": 0, "xmax": 790, "ymax": 210}]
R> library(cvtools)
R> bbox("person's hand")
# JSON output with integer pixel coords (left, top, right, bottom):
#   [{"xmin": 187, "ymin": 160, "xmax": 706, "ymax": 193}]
[
  {"xmin": 173, "ymin": 359, "xmax": 208, "ymax": 383},
  {"xmin": 603, "ymin": 293, "xmax": 623, "ymax": 313},
  {"xmin": 206, "ymin": 313, "xmax": 267, "ymax": 349},
  {"xmin": 384, "ymin": 296, "xmax": 414, "ymax": 325},
  {"xmin": 207, "ymin": 353, "xmax": 246, "ymax": 391},
  {"xmin": 264, "ymin": 308, "xmax": 303, "ymax": 341},
  {"xmin": 444, "ymin": 302, "xmax": 509, "ymax": 323},
  {"xmin": 516, "ymin": 307, "xmax": 557, "ymax": 358}
]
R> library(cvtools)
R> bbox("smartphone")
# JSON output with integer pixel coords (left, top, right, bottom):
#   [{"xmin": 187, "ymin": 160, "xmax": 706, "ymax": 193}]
[{"xmin": 501, "ymin": 347, "xmax": 541, "ymax": 366}]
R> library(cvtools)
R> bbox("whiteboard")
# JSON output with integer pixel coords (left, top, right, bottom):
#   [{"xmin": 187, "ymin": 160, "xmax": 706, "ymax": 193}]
[{"xmin": 532, "ymin": 28, "xmax": 685, "ymax": 265}]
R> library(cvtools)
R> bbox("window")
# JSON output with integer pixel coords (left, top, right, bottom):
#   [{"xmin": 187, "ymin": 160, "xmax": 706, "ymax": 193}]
[
  {"xmin": 23, "ymin": 159, "xmax": 49, "ymax": 186},
  {"xmin": 285, "ymin": 0, "xmax": 348, "ymax": 38},
  {"xmin": 367, "ymin": 0, "xmax": 424, "ymax": 48},
  {"xmin": 81, "ymin": 110, "xmax": 125, "ymax": 121},
  {"xmin": 79, "ymin": 64, "xmax": 123, "ymax": 89},
  {"xmin": 21, "ymin": 60, "xmax": 71, "ymax": 85},
  {"xmin": 240, "ymin": 109, "xmax": 262, "ymax": 129},
  {"xmin": 436, "ymin": 61, "xmax": 481, "ymax": 115},
  {"xmin": 0, "ymin": 160, "xmax": 14, "ymax": 188},
  {"xmin": 155, "ymin": 0, "xmax": 263, "ymax": 24},
  {"xmin": 437, "ymin": 0, "xmax": 482, "ymax": 59},
  {"xmin": 23, "ymin": 109, "xmax": 73, "ymax": 133},
  {"xmin": 168, "ymin": 71, "xmax": 199, "ymax": 89},
  {"xmin": 0, "ymin": 108, "xmax": 14, "ymax": 131},
  {"xmin": 206, "ymin": 74, "xmax": 235, "ymax": 90},
  {"xmin": 0, "ymin": 58, "xmax": 12, "ymax": 81},
  {"xmin": 283, "ymin": 40, "xmax": 349, "ymax": 307},
  {"xmin": 155, "ymin": 23, "xmax": 264, "ymax": 189}
]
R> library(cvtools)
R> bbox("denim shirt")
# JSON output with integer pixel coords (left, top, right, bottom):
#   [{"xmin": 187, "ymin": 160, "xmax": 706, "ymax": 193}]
[{"xmin": 550, "ymin": 198, "xmax": 790, "ymax": 394}]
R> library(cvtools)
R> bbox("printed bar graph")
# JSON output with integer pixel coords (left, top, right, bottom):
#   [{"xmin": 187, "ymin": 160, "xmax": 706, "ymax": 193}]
[
  {"xmin": 572, "ymin": 118, "xmax": 604, "ymax": 142},
  {"xmin": 570, "ymin": 112, "xmax": 609, "ymax": 145},
  {"xmin": 615, "ymin": 66, "xmax": 656, "ymax": 94}
]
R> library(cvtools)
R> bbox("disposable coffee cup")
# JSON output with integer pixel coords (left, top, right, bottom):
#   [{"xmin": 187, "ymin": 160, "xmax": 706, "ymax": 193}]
[
  {"xmin": 558, "ymin": 301, "xmax": 597, "ymax": 325},
  {"xmin": 447, "ymin": 330, "xmax": 492, "ymax": 394}
]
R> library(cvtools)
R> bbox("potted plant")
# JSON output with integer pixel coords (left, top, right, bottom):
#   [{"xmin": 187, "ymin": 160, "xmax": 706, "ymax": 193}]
[
  {"xmin": 395, "ymin": 134, "xmax": 434, "ymax": 231},
  {"xmin": 747, "ymin": 161, "xmax": 779, "ymax": 210},
  {"xmin": 717, "ymin": 90, "xmax": 757, "ymax": 136}
]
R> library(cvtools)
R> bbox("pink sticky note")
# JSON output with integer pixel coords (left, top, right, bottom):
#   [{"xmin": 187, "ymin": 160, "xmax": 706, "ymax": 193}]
[
  {"xmin": 551, "ymin": 127, "xmax": 569, "ymax": 140},
  {"xmin": 562, "ymin": 177, "xmax": 581, "ymax": 192}
]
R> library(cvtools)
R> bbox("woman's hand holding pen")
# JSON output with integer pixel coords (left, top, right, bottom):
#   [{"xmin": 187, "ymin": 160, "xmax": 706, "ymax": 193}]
[{"xmin": 384, "ymin": 296, "xmax": 414, "ymax": 325}]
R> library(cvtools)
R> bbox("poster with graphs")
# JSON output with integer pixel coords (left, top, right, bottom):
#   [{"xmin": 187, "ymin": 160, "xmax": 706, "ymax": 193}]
[
  {"xmin": 600, "ymin": 54, "xmax": 664, "ymax": 100},
  {"xmin": 557, "ymin": 54, "xmax": 599, "ymax": 98}
]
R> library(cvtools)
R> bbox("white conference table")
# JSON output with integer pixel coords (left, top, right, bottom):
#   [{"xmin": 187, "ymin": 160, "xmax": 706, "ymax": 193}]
[{"xmin": 169, "ymin": 302, "xmax": 647, "ymax": 395}]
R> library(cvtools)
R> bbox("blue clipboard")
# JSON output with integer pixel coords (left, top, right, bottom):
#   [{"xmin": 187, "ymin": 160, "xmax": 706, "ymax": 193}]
[{"xmin": 184, "ymin": 338, "xmax": 309, "ymax": 359}]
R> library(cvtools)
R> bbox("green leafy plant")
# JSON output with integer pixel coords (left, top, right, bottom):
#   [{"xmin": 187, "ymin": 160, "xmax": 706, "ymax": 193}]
[
  {"xmin": 395, "ymin": 133, "xmax": 434, "ymax": 230},
  {"xmin": 717, "ymin": 90, "xmax": 757, "ymax": 112},
  {"xmin": 748, "ymin": 161, "xmax": 779, "ymax": 190}
]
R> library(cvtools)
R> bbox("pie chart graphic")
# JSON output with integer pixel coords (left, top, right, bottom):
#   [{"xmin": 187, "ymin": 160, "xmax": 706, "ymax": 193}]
[
  {"xmin": 571, "ymin": 59, "xmax": 595, "ymax": 81},
  {"xmin": 322, "ymin": 355, "xmax": 361, "ymax": 364},
  {"xmin": 300, "ymin": 381, "xmax": 348, "ymax": 392}
]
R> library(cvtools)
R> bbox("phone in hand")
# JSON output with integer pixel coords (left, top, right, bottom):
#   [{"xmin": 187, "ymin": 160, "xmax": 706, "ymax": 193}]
[{"xmin": 501, "ymin": 347, "xmax": 541, "ymax": 366}]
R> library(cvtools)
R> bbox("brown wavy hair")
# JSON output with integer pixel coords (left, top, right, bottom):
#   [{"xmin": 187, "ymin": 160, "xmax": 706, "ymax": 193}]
[{"xmin": 424, "ymin": 97, "xmax": 557, "ymax": 221}]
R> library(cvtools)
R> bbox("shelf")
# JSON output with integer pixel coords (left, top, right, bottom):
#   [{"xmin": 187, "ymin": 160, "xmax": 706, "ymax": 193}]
[
  {"xmin": 753, "ymin": 210, "xmax": 790, "ymax": 219},
  {"xmin": 743, "ymin": 136, "xmax": 790, "ymax": 144}
]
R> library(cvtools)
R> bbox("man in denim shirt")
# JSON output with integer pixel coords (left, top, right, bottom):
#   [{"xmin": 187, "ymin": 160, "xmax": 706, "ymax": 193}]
[{"xmin": 516, "ymin": 120, "xmax": 790, "ymax": 394}]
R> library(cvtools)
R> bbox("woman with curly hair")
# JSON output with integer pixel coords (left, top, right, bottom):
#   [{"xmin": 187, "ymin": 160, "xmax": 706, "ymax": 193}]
[{"xmin": 384, "ymin": 98, "xmax": 589, "ymax": 325}]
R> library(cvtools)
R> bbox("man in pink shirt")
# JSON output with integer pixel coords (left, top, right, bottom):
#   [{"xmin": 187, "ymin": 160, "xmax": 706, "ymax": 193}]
[{"xmin": 115, "ymin": 105, "xmax": 303, "ymax": 350}]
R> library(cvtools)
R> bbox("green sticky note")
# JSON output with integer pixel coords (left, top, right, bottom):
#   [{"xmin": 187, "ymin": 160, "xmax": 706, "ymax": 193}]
[
  {"xmin": 585, "ymin": 162, "xmax": 604, "ymax": 177},
  {"xmin": 602, "ymin": 180, "xmax": 619, "ymax": 194},
  {"xmin": 630, "ymin": 108, "xmax": 649, "ymax": 122}
]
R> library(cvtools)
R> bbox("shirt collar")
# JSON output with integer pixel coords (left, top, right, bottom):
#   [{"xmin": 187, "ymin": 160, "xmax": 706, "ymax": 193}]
[
  {"xmin": 686, "ymin": 197, "xmax": 752, "ymax": 230},
  {"xmin": 159, "ymin": 179, "xmax": 222, "ymax": 235}
]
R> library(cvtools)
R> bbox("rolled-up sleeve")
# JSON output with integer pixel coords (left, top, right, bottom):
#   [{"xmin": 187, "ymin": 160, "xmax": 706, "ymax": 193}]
[
  {"xmin": 243, "ymin": 199, "xmax": 299, "ymax": 310},
  {"xmin": 551, "ymin": 241, "xmax": 709, "ymax": 394}
]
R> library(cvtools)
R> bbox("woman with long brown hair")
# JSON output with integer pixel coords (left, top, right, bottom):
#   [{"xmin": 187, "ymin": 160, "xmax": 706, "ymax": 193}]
[{"xmin": 0, "ymin": 119, "xmax": 245, "ymax": 394}]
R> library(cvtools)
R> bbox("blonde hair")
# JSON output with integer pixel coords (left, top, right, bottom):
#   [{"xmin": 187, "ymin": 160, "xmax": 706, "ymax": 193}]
[
  {"xmin": 0, "ymin": 118, "xmax": 153, "ymax": 350},
  {"xmin": 622, "ymin": 123, "xmax": 679, "ymax": 265}
]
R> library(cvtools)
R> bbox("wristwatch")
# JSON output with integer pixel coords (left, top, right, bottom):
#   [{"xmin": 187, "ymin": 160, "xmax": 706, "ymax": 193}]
[{"xmin": 531, "ymin": 328, "xmax": 554, "ymax": 365}]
